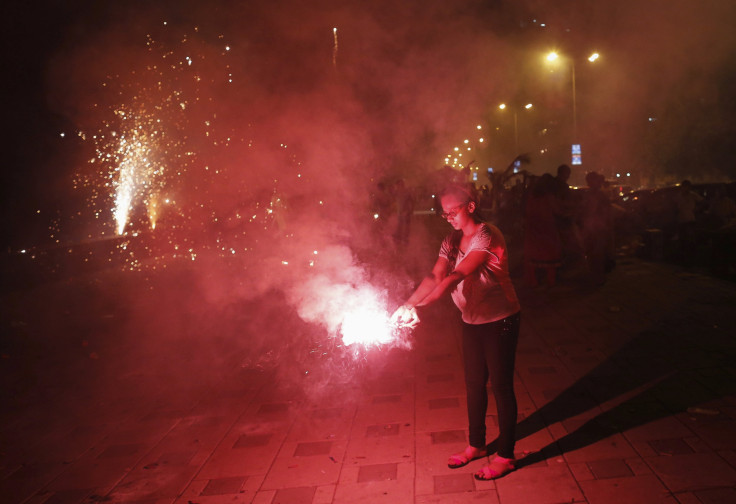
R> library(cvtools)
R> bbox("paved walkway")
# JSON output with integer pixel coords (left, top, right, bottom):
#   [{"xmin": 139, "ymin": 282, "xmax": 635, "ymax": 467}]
[{"xmin": 2, "ymin": 255, "xmax": 736, "ymax": 503}]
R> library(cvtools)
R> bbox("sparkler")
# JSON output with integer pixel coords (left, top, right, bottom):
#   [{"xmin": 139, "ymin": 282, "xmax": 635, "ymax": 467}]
[{"xmin": 332, "ymin": 27, "xmax": 338, "ymax": 70}]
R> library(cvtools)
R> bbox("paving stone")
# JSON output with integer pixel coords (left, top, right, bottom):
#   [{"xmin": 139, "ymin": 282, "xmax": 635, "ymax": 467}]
[
  {"xmin": 579, "ymin": 474, "xmax": 677, "ymax": 504},
  {"xmin": 310, "ymin": 408, "xmax": 343, "ymax": 419},
  {"xmin": 427, "ymin": 373, "xmax": 455, "ymax": 383},
  {"xmin": 693, "ymin": 487, "xmax": 736, "ymax": 504},
  {"xmin": 40, "ymin": 489, "xmax": 93, "ymax": 504},
  {"xmin": 673, "ymin": 492, "xmax": 704, "ymax": 504},
  {"xmin": 495, "ymin": 463, "xmax": 584, "ymax": 504},
  {"xmin": 313, "ymin": 484, "xmax": 336, "ymax": 504},
  {"xmin": 649, "ymin": 438, "xmax": 695, "ymax": 456},
  {"xmin": 356, "ymin": 463, "xmax": 398, "ymax": 482},
  {"xmin": 272, "ymin": 486, "xmax": 316, "ymax": 504},
  {"xmin": 430, "ymin": 430, "xmax": 466, "ymax": 444},
  {"xmin": 293, "ymin": 441, "xmax": 333, "ymax": 457},
  {"xmin": 647, "ymin": 452, "xmax": 736, "ymax": 492},
  {"xmin": 426, "ymin": 353, "xmax": 454, "ymax": 362},
  {"xmin": 433, "ymin": 473, "xmax": 475, "ymax": 494},
  {"xmin": 587, "ymin": 458, "xmax": 634, "ymax": 479},
  {"xmin": 155, "ymin": 450, "xmax": 197, "ymax": 466},
  {"xmin": 97, "ymin": 443, "xmax": 144, "ymax": 459},
  {"xmin": 233, "ymin": 433, "xmax": 272, "ymax": 449},
  {"xmin": 200, "ymin": 476, "xmax": 246, "ymax": 495},
  {"xmin": 365, "ymin": 423, "xmax": 400, "ymax": 437},
  {"xmin": 428, "ymin": 398, "xmax": 460, "ymax": 410},
  {"xmin": 372, "ymin": 394, "xmax": 403, "ymax": 404},
  {"xmin": 334, "ymin": 461, "xmax": 414, "ymax": 503},
  {"xmin": 527, "ymin": 366, "xmax": 558, "ymax": 375},
  {"xmin": 568, "ymin": 462, "xmax": 595, "ymax": 481},
  {"xmin": 257, "ymin": 403, "xmax": 290, "ymax": 417},
  {"xmin": 625, "ymin": 457, "xmax": 653, "ymax": 476}
]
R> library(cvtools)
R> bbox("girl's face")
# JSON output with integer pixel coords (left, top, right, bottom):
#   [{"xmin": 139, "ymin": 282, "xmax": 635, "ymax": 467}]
[{"xmin": 440, "ymin": 195, "xmax": 470, "ymax": 229}]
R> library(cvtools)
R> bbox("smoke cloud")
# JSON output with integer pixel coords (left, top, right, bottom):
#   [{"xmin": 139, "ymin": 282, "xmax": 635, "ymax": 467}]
[{"xmin": 8, "ymin": 0, "xmax": 734, "ymax": 402}]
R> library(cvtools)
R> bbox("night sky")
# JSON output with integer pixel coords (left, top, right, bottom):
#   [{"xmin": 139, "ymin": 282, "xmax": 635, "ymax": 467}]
[{"xmin": 2, "ymin": 0, "xmax": 736, "ymax": 250}]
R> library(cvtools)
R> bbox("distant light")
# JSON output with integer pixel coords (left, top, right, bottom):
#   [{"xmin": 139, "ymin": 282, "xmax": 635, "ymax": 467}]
[
  {"xmin": 616, "ymin": 173, "xmax": 621, "ymax": 178},
  {"xmin": 648, "ymin": 117, "xmax": 657, "ymax": 122},
  {"xmin": 499, "ymin": 103, "xmax": 507, "ymax": 110},
  {"xmin": 479, "ymin": 138, "xmax": 484, "ymax": 143},
  {"xmin": 540, "ymin": 23, "xmax": 546, "ymax": 27},
  {"xmin": 525, "ymin": 103, "xmax": 533, "ymax": 109},
  {"xmin": 225, "ymin": 46, "xmax": 231, "ymax": 51},
  {"xmin": 626, "ymin": 172, "xmax": 631, "ymax": 177},
  {"xmin": 59, "ymin": 132, "xmax": 65, "ymax": 138},
  {"xmin": 588, "ymin": 53, "xmax": 600, "ymax": 62},
  {"xmin": 546, "ymin": 52, "xmax": 559, "ymax": 62},
  {"xmin": 454, "ymin": 147, "xmax": 459, "ymax": 151},
  {"xmin": 476, "ymin": 125, "xmax": 482, "ymax": 130},
  {"xmin": 464, "ymin": 139, "xmax": 469, "ymax": 144}
]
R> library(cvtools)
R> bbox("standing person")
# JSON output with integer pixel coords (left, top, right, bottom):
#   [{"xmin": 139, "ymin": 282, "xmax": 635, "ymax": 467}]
[
  {"xmin": 393, "ymin": 178, "xmax": 414, "ymax": 246},
  {"xmin": 391, "ymin": 185, "xmax": 521, "ymax": 481},
  {"xmin": 553, "ymin": 164, "xmax": 584, "ymax": 267},
  {"xmin": 674, "ymin": 180, "xmax": 704, "ymax": 265},
  {"xmin": 580, "ymin": 171, "xmax": 612, "ymax": 285},
  {"xmin": 523, "ymin": 174, "xmax": 562, "ymax": 287}
]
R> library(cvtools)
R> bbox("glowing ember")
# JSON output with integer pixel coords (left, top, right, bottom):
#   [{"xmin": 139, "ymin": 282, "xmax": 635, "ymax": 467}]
[{"xmin": 340, "ymin": 305, "xmax": 393, "ymax": 347}]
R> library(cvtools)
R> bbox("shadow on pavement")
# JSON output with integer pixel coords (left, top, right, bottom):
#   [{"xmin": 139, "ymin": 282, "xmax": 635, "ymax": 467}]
[{"xmin": 510, "ymin": 287, "xmax": 736, "ymax": 467}]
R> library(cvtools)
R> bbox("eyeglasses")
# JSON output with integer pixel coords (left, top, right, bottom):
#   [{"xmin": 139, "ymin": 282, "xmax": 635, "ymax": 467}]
[{"xmin": 441, "ymin": 203, "xmax": 467, "ymax": 220}]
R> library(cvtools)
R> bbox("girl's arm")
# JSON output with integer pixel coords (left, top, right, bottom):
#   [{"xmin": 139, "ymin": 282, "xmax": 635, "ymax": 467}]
[
  {"xmin": 415, "ymin": 250, "xmax": 489, "ymax": 307},
  {"xmin": 392, "ymin": 250, "xmax": 490, "ymax": 326},
  {"xmin": 403, "ymin": 256, "xmax": 449, "ymax": 308},
  {"xmin": 391, "ymin": 257, "xmax": 448, "ymax": 327}
]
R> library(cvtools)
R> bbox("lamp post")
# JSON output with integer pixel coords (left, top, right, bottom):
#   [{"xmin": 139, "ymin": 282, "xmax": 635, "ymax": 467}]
[
  {"xmin": 546, "ymin": 51, "xmax": 599, "ymax": 141},
  {"xmin": 498, "ymin": 102, "xmax": 533, "ymax": 152}
]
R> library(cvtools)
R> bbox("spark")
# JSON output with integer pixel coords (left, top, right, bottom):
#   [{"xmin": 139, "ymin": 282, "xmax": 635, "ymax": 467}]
[{"xmin": 332, "ymin": 27, "xmax": 338, "ymax": 69}]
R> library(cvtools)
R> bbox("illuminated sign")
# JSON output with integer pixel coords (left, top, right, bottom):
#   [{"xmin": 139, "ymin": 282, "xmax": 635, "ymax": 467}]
[{"xmin": 571, "ymin": 144, "xmax": 582, "ymax": 165}]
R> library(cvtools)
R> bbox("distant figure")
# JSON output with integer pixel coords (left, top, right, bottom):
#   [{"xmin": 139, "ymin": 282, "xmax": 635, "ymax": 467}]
[
  {"xmin": 371, "ymin": 182, "xmax": 393, "ymax": 225},
  {"xmin": 552, "ymin": 164, "xmax": 584, "ymax": 268},
  {"xmin": 707, "ymin": 184, "xmax": 736, "ymax": 228},
  {"xmin": 393, "ymin": 179, "xmax": 414, "ymax": 246},
  {"xmin": 523, "ymin": 174, "xmax": 562, "ymax": 287},
  {"xmin": 580, "ymin": 171, "xmax": 612, "ymax": 285},
  {"xmin": 674, "ymin": 180, "xmax": 704, "ymax": 264}
]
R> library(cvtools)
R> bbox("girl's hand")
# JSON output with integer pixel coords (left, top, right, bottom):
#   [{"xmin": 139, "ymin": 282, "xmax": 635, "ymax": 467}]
[{"xmin": 390, "ymin": 305, "xmax": 420, "ymax": 328}]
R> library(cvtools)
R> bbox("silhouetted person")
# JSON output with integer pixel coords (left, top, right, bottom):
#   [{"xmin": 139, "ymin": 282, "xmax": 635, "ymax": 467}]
[
  {"xmin": 393, "ymin": 179, "xmax": 414, "ymax": 246},
  {"xmin": 580, "ymin": 171, "xmax": 612, "ymax": 285},
  {"xmin": 552, "ymin": 164, "xmax": 584, "ymax": 269},
  {"xmin": 523, "ymin": 174, "xmax": 562, "ymax": 287},
  {"xmin": 674, "ymin": 180, "xmax": 703, "ymax": 265}
]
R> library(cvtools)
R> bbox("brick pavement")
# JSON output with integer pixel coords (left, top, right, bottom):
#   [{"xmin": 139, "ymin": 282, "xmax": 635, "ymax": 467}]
[{"xmin": 1, "ymin": 257, "xmax": 736, "ymax": 503}]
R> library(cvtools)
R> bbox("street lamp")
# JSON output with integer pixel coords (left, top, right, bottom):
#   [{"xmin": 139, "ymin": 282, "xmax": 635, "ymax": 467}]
[
  {"xmin": 498, "ymin": 102, "xmax": 533, "ymax": 152},
  {"xmin": 545, "ymin": 51, "xmax": 599, "ymax": 142}
]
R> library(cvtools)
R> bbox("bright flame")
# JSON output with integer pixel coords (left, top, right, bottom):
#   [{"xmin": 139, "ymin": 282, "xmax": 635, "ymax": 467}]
[{"xmin": 341, "ymin": 305, "xmax": 393, "ymax": 347}]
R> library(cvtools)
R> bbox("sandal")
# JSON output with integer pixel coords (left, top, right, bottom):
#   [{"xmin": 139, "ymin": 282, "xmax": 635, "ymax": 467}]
[
  {"xmin": 447, "ymin": 446, "xmax": 487, "ymax": 469},
  {"xmin": 474, "ymin": 456, "xmax": 515, "ymax": 480}
]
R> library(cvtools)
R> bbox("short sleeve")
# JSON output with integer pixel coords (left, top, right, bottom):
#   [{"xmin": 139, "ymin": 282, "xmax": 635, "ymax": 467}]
[
  {"xmin": 467, "ymin": 225, "xmax": 500, "ymax": 262},
  {"xmin": 439, "ymin": 235, "xmax": 452, "ymax": 259}
]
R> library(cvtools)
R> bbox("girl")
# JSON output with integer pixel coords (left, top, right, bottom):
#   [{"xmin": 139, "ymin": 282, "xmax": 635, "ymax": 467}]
[{"xmin": 392, "ymin": 185, "xmax": 521, "ymax": 480}]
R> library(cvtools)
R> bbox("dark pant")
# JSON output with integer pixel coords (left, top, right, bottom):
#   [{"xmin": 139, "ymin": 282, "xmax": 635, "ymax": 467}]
[{"xmin": 462, "ymin": 312, "xmax": 520, "ymax": 458}]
